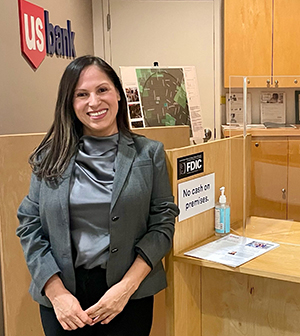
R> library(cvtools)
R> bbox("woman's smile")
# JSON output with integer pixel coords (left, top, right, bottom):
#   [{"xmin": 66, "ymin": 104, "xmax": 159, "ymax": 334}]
[{"xmin": 87, "ymin": 109, "xmax": 108, "ymax": 119}]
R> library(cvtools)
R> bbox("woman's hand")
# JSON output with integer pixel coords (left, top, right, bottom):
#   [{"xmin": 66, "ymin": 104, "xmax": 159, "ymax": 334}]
[
  {"xmin": 44, "ymin": 274, "xmax": 93, "ymax": 330},
  {"xmin": 85, "ymin": 281, "xmax": 133, "ymax": 325},
  {"xmin": 86, "ymin": 255, "xmax": 151, "ymax": 325}
]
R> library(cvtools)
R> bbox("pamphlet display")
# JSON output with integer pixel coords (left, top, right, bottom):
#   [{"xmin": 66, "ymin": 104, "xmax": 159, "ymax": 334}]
[
  {"xmin": 226, "ymin": 93, "xmax": 252, "ymax": 125},
  {"xmin": 120, "ymin": 66, "xmax": 204, "ymax": 143},
  {"xmin": 260, "ymin": 91, "xmax": 286, "ymax": 124}
]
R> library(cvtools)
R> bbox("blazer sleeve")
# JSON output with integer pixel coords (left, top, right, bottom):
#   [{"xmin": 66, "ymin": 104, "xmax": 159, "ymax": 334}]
[
  {"xmin": 135, "ymin": 142, "xmax": 179, "ymax": 268},
  {"xmin": 16, "ymin": 173, "xmax": 61, "ymax": 295}
]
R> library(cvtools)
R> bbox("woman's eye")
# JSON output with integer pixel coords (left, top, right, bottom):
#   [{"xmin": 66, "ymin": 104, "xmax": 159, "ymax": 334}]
[
  {"xmin": 98, "ymin": 87, "xmax": 108, "ymax": 93},
  {"xmin": 76, "ymin": 92, "xmax": 88, "ymax": 98}
]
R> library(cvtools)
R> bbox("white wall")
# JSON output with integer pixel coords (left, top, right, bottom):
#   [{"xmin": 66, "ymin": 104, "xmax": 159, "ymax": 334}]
[{"xmin": 92, "ymin": 0, "xmax": 224, "ymax": 139}]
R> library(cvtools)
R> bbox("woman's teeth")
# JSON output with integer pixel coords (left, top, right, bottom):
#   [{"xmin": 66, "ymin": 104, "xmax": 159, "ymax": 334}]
[{"xmin": 88, "ymin": 110, "xmax": 107, "ymax": 116}]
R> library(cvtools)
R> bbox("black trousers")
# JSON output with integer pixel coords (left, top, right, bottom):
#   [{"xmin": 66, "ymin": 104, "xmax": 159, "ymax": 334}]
[{"xmin": 40, "ymin": 266, "xmax": 154, "ymax": 336}]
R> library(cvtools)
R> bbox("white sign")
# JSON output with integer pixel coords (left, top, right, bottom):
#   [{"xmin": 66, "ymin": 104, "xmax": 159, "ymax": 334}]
[{"xmin": 178, "ymin": 173, "xmax": 215, "ymax": 222}]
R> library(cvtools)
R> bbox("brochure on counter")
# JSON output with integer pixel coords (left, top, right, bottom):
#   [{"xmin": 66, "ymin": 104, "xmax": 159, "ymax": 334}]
[{"xmin": 184, "ymin": 234, "xmax": 279, "ymax": 268}]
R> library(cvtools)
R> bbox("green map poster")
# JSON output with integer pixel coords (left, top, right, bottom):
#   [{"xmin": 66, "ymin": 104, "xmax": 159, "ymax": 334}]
[
  {"xmin": 120, "ymin": 66, "xmax": 203, "ymax": 143},
  {"xmin": 136, "ymin": 68, "xmax": 190, "ymax": 129}
]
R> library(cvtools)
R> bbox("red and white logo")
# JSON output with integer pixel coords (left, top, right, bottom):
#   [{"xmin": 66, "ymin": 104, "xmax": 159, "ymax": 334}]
[{"xmin": 18, "ymin": 0, "xmax": 46, "ymax": 69}]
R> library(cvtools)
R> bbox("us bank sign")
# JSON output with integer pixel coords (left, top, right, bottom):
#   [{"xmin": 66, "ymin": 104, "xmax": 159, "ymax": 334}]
[{"xmin": 18, "ymin": 0, "xmax": 76, "ymax": 69}]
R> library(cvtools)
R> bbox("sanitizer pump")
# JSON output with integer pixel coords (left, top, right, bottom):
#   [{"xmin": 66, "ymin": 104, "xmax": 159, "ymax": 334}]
[{"xmin": 215, "ymin": 186, "xmax": 230, "ymax": 236}]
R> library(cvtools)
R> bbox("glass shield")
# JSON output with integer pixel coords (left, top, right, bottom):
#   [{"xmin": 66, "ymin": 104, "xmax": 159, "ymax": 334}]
[{"xmin": 227, "ymin": 75, "xmax": 300, "ymax": 245}]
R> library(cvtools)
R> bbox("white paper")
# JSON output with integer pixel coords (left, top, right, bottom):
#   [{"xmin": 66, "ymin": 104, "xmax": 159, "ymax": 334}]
[
  {"xmin": 260, "ymin": 91, "xmax": 286, "ymax": 124},
  {"xmin": 226, "ymin": 93, "xmax": 252, "ymax": 125},
  {"xmin": 183, "ymin": 66, "xmax": 203, "ymax": 143},
  {"xmin": 184, "ymin": 234, "xmax": 279, "ymax": 268}
]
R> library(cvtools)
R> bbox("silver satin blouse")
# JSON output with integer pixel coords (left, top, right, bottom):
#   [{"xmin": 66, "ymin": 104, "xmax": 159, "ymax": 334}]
[{"xmin": 69, "ymin": 133, "xmax": 119, "ymax": 269}]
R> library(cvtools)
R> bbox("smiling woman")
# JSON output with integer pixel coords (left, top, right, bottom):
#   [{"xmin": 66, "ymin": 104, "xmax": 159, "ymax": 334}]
[
  {"xmin": 26, "ymin": 56, "xmax": 130, "ymax": 181},
  {"xmin": 16, "ymin": 55, "xmax": 179, "ymax": 336}
]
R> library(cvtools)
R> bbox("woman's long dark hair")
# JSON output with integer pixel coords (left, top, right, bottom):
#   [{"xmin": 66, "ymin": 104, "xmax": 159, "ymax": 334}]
[{"xmin": 29, "ymin": 55, "xmax": 131, "ymax": 181}]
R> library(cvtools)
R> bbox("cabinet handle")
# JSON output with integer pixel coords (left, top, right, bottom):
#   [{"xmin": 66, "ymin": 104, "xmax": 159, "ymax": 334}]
[
  {"xmin": 282, "ymin": 188, "xmax": 286, "ymax": 200},
  {"xmin": 266, "ymin": 79, "xmax": 270, "ymax": 85},
  {"xmin": 295, "ymin": 79, "xmax": 298, "ymax": 84},
  {"xmin": 275, "ymin": 80, "xmax": 279, "ymax": 87},
  {"xmin": 255, "ymin": 143, "xmax": 259, "ymax": 147}
]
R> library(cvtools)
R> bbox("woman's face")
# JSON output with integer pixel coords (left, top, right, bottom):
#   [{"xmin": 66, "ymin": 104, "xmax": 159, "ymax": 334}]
[{"xmin": 73, "ymin": 65, "xmax": 120, "ymax": 137}]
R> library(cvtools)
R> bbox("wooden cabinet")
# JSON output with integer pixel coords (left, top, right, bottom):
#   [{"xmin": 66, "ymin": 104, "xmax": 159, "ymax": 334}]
[
  {"xmin": 251, "ymin": 136, "xmax": 300, "ymax": 220},
  {"xmin": 224, "ymin": 0, "xmax": 300, "ymax": 87},
  {"xmin": 287, "ymin": 137, "xmax": 300, "ymax": 220},
  {"xmin": 251, "ymin": 137, "xmax": 288, "ymax": 219},
  {"xmin": 273, "ymin": 0, "xmax": 300, "ymax": 86},
  {"xmin": 224, "ymin": 0, "xmax": 272, "ymax": 88}
]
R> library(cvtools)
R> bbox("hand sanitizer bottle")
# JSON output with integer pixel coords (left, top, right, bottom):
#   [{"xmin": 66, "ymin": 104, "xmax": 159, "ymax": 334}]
[{"xmin": 215, "ymin": 186, "xmax": 230, "ymax": 236}]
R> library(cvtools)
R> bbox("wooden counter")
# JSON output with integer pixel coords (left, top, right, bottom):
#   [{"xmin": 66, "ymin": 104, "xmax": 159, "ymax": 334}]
[
  {"xmin": 170, "ymin": 216, "xmax": 300, "ymax": 336},
  {"xmin": 222, "ymin": 125, "xmax": 300, "ymax": 137},
  {"xmin": 176, "ymin": 216, "xmax": 300, "ymax": 285},
  {"xmin": 165, "ymin": 136, "xmax": 300, "ymax": 336}
]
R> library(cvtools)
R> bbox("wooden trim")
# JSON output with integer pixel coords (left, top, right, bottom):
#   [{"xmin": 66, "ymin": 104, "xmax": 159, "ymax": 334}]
[{"xmin": 222, "ymin": 126, "xmax": 300, "ymax": 138}]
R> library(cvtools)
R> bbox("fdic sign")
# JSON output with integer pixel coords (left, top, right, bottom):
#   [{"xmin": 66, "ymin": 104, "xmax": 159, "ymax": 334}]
[
  {"xmin": 18, "ymin": 0, "xmax": 76, "ymax": 69},
  {"xmin": 177, "ymin": 152, "xmax": 203, "ymax": 180}
]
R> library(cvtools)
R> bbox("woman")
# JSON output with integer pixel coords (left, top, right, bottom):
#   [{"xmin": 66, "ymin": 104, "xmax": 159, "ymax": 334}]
[{"xmin": 16, "ymin": 55, "xmax": 179, "ymax": 336}]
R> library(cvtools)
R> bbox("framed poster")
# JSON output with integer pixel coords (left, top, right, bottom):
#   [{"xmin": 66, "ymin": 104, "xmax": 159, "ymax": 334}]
[{"xmin": 120, "ymin": 66, "xmax": 204, "ymax": 143}]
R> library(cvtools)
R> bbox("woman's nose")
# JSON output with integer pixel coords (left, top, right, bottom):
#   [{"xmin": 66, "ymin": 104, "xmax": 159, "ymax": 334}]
[{"xmin": 88, "ymin": 93, "xmax": 99, "ymax": 107}]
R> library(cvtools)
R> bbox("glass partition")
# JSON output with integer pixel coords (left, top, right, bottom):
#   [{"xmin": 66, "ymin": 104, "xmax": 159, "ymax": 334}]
[{"xmin": 227, "ymin": 75, "xmax": 300, "ymax": 243}]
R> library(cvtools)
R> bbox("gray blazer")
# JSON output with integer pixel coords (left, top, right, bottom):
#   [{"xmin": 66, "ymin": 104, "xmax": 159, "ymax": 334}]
[{"xmin": 17, "ymin": 132, "xmax": 179, "ymax": 308}]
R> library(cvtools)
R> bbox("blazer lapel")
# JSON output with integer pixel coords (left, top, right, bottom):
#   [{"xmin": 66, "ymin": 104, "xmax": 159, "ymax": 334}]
[
  {"xmin": 58, "ymin": 156, "xmax": 75, "ymax": 226},
  {"xmin": 111, "ymin": 133, "xmax": 136, "ymax": 211}
]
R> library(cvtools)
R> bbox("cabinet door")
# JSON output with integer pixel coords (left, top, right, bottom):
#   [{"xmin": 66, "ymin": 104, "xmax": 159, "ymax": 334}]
[
  {"xmin": 273, "ymin": 0, "xmax": 300, "ymax": 87},
  {"xmin": 287, "ymin": 137, "xmax": 300, "ymax": 220},
  {"xmin": 251, "ymin": 138, "xmax": 288, "ymax": 219},
  {"xmin": 224, "ymin": 0, "xmax": 272, "ymax": 87}
]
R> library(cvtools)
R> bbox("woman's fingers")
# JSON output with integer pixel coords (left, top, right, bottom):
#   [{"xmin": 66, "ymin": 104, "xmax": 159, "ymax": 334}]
[
  {"xmin": 72, "ymin": 316, "xmax": 86, "ymax": 329},
  {"xmin": 52, "ymin": 292, "xmax": 93, "ymax": 329},
  {"xmin": 100, "ymin": 312, "xmax": 118, "ymax": 325},
  {"xmin": 61, "ymin": 321, "xmax": 71, "ymax": 331},
  {"xmin": 77, "ymin": 310, "xmax": 93, "ymax": 326},
  {"xmin": 66, "ymin": 320, "xmax": 78, "ymax": 330}
]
